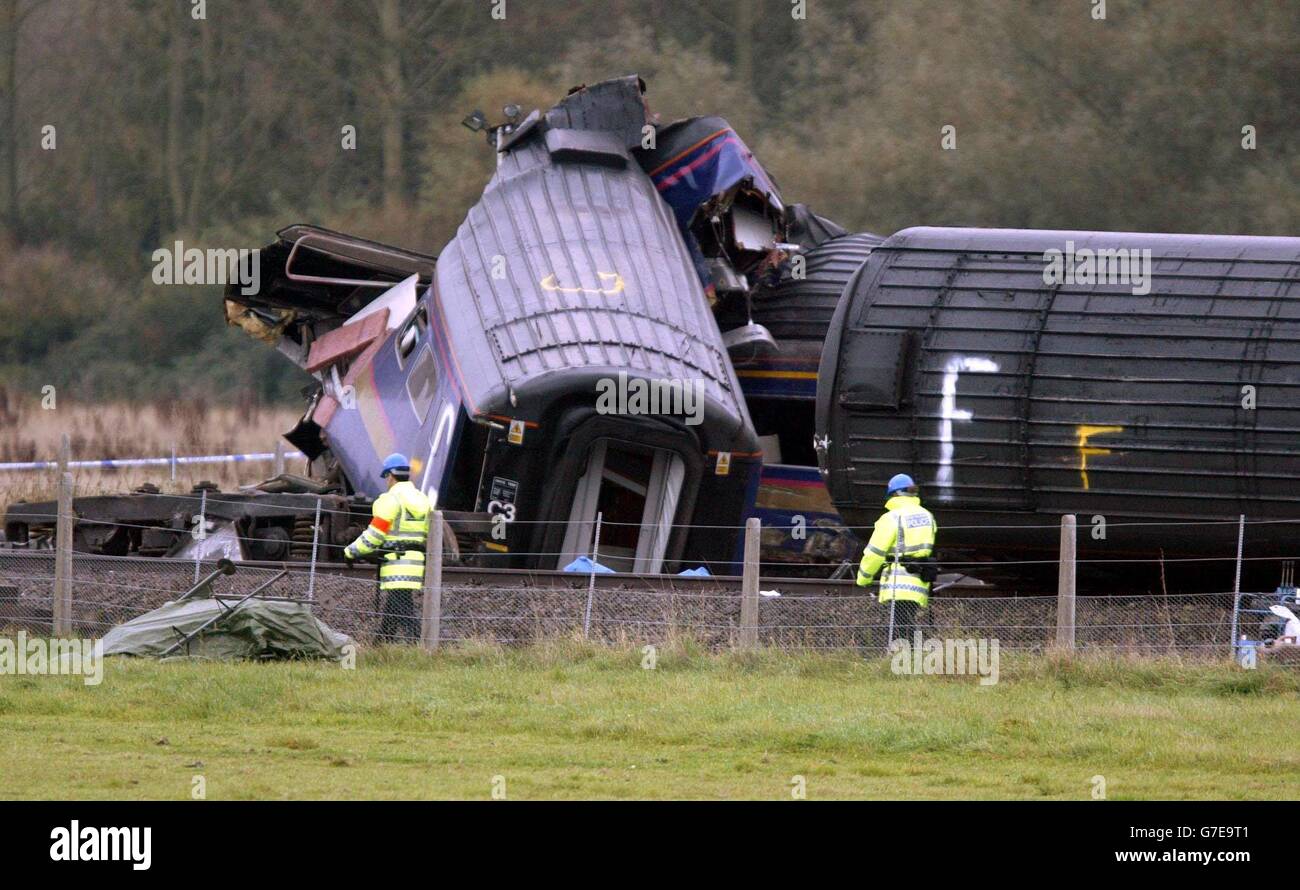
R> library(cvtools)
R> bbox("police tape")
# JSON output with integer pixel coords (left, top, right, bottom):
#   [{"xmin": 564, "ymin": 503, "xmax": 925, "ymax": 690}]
[{"xmin": 0, "ymin": 451, "xmax": 306, "ymax": 472}]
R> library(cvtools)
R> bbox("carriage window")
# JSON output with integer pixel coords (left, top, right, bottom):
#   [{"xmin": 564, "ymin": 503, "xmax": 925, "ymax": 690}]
[
  {"xmin": 395, "ymin": 307, "xmax": 427, "ymax": 368},
  {"xmin": 405, "ymin": 346, "xmax": 438, "ymax": 424}
]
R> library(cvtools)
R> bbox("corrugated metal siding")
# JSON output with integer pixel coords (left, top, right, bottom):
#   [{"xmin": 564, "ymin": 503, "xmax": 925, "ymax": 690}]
[
  {"xmin": 825, "ymin": 227, "xmax": 1300, "ymax": 519},
  {"xmin": 437, "ymin": 138, "xmax": 741, "ymax": 413}
]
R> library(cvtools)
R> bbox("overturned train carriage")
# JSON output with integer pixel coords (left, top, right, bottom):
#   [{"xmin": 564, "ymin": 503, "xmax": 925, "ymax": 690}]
[
  {"xmin": 223, "ymin": 77, "xmax": 762, "ymax": 573},
  {"xmin": 427, "ymin": 83, "xmax": 761, "ymax": 573},
  {"xmin": 816, "ymin": 227, "xmax": 1300, "ymax": 590}
]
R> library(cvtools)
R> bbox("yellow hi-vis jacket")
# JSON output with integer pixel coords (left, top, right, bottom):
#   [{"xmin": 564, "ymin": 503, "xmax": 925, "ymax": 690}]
[
  {"xmin": 855, "ymin": 494, "xmax": 937, "ymax": 607},
  {"xmin": 344, "ymin": 480, "xmax": 430, "ymax": 592}
]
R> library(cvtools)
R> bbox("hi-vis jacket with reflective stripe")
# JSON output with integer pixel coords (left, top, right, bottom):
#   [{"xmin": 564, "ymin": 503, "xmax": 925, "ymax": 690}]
[
  {"xmin": 344, "ymin": 480, "xmax": 431, "ymax": 592},
  {"xmin": 855, "ymin": 494, "xmax": 937, "ymax": 607}
]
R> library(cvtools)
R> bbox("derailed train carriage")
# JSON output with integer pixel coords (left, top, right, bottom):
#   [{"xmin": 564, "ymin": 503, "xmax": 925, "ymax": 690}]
[
  {"xmin": 816, "ymin": 226, "xmax": 1300, "ymax": 590},
  {"xmin": 217, "ymin": 76, "xmax": 786, "ymax": 572}
]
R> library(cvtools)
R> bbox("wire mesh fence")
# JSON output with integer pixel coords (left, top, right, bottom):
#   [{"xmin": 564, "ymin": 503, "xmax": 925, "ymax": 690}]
[{"xmin": 0, "ymin": 550, "xmax": 1272, "ymax": 660}]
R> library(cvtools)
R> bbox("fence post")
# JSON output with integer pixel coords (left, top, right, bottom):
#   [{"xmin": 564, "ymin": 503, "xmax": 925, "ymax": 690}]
[
  {"xmin": 57, "ymin": 432, "xmax": 70, "ymax": 476},
  {"xmin": 1055, "ymin": 514, "xmax": 1077, "ymax": 651},
  {"xmin": 583, "ymin": 512, "xmax": 602, "ymax": 640},
  {"xmin": 739, "ymin": 517, "xmax": 760, "ymax": 648},
  {"xmin": 52, "ymin": 472, "xmax": 74, "ymax": 636},
  {"xmin": 170, "ymin": 442, "xmax": 177, "ymax": 483},
  {"xmin": 1229, "ymin": 514, "xmax": 1246, "ymax": 660},
  {"xmin": 273, "ymin": 439, "xmax": 286, "ymax": 477},
  {"xmin": 306, "ymin": 496, "xmax": 322, "ymax": 601},
  {"xmin": 1232, "ymin": 514, "xmax": 1245, "ymax": 598},
  {"xmin": 192, "ymin": 488, "xmax": 207, "ymax": 584},
  {"xmin": 420, "ymin": 510, "xmax": 444, "ymax": 652}
]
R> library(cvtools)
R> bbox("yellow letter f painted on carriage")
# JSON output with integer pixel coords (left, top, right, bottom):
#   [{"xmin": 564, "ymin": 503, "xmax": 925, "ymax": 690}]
[{"xmin": 1076, "ymin": 425, "xmax": 1123, "ymax": 491}]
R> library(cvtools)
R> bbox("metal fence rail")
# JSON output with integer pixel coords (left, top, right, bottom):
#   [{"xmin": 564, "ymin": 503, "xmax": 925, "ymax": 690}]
[{"xmin": 0, "ymin": 549, "xmax": 1252, "ymax": 658}]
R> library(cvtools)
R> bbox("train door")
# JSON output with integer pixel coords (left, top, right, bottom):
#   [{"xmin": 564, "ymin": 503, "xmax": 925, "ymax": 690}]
[{"xmin": 559, "ymin": 439, "xmax": 685, "ymax": 573}]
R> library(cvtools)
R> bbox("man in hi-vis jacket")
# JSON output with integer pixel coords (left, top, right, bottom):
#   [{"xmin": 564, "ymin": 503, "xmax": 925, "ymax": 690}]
[
  {"xmin": 344, "ymin": 453, "xmax": 430, "ymax": 641},
  {"xmin": 855, "ymin": 474, "xmax": 937, "ymax": 644}
]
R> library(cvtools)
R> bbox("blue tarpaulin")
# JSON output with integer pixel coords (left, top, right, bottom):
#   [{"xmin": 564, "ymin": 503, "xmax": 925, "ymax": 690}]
[{"xmin": 563, "ymin": 556, "xmax": 615, "ymax": 574}]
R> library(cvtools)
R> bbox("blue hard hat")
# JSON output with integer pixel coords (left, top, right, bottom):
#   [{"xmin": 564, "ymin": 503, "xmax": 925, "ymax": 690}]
[
  {"xmin": 886, "ymin": 473, "xmax": 916, "ymax": 495},
  {"xmin": 380, "ymin": 453, "xmax": 411, "ymax": 477}
]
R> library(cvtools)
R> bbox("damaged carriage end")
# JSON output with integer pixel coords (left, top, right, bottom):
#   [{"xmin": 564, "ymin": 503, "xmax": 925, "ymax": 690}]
[{"xmin": 0, "ymin": 229, "xmax": 474, "ymax": 564}]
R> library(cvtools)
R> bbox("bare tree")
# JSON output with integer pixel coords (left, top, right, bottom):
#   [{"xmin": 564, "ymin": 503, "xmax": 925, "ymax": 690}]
[
  {"xmin": 0, "ymin": 0, "xmax": 43, "ymax": 237},
  {"xmin": 0, "ymin": 0, "xmax": 16, "ymax": 236},
  {"xmin": 375, "ymin": 0, "xmax": 404, "ymax": 210}
]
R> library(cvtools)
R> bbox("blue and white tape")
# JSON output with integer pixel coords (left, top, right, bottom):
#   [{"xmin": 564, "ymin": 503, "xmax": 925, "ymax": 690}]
[{"xmin": 0, "ymin": 451, "xmax": 306, "ymax": 472}]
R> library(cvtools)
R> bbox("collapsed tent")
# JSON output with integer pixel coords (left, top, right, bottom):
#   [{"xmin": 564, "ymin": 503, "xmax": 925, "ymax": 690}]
[{"xmin": 102, "ymin": 596, "xmax": 353, "ymax": 661}]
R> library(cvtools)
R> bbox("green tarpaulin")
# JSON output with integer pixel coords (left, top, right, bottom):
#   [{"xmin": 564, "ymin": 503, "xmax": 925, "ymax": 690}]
[{"xmin": 102, "ymin": 597, "xmax": 353, "ymax": 661}]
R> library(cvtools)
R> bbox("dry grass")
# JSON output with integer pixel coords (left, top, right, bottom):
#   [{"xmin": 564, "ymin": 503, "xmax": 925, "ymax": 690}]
[{"xmin": 0, "ymin": 389, "xmax": 301, "ymax": 503}]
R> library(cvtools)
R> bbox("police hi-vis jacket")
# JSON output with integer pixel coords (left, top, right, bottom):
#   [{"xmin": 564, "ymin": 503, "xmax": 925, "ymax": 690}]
[
  {"xmin": 855, "ymin": 494, "xmax": 937, "ymax": 607},
  {"xmin": 344, "ymin": 480, "xmax": 431, "ymax": 591}
]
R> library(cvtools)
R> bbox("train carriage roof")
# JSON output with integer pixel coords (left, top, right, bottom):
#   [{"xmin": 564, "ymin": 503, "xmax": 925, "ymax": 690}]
[{"xmin": 432, "ymin": 79, "xmax": 748, "ymax": 421}]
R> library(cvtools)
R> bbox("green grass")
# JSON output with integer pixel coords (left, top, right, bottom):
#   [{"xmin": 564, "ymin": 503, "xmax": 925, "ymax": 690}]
[{"xmin": 3, "ymin": 640, "xmax": 1299, "ymax": 800}]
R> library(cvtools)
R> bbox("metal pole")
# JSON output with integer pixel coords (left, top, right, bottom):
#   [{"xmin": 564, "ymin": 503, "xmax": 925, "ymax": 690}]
[
  {"xmin": 273, "ymin": 439, "xmax": 286, "ymax": 477},
  {"xmin": 170, "ymin": 442, "xmax": 177, "ymax": 483},
  {"xmin": 177, "ymin": 559, "xmax": 238, "ymax": 603},
  {"xmin": 161, "ymin": 570, "xmax": 288, "ymax": 657},
  {"xmin": 583, "ymin": 512, "xmax": 602, "ymax": 639},
  {"xmin": 1230, "ymin": 591, "xmax": 1242, "ymax": 660},
  {"xmin": 1231, "ymin": 514, "xmax": 1246, "ymax": 660},
  {"xmin": 307, "ymin": 496, "xmax": 322, "ymax": 601},
  {"xmin": 52, "ymin": 472, "xmax": 74, "ymax": 636},
  {"xmin": 739, "ymin": 517, "xmax": 760, "ymax": 648},
  {"xmin": 193, "ymin": 489, "xmax": 207, "ymax": 584},
  {"xmin": 1233, "ymin": 513, "xmax": 1245, "ymax": 598},
  {"xmin": 420, "ymin": 510, "xmax": 444, "ymax": 652},
  {"xmin": 1056, "ymin": 514, "xmax": 1077, "ymax": 650}
]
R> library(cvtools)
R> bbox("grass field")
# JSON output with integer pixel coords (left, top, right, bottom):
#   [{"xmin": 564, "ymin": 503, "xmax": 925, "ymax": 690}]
[{"xmin": 3, "ymin": 642, "xmax": 1299, "ymax": 800}]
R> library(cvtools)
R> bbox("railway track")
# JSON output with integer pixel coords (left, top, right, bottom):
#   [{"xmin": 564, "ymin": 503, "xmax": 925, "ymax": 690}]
[{"xmin": 238, "ymin": 559, "xmax": 1011, "ymax": 598}]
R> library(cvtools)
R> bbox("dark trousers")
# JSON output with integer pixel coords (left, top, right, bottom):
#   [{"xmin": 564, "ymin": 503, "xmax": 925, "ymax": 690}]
[
  {"xmin": 379, "ymin": 588, "xmax": 419, "ymax": 642},
  {"xmin": 887, "ymin": 599, "xmax": 919, "ymax": 644}
]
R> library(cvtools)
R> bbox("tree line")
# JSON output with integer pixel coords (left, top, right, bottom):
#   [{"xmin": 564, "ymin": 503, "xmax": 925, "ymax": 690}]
[{"xmin": 0, "ymin": 0, "xmax": 1294, "ymax": 405}]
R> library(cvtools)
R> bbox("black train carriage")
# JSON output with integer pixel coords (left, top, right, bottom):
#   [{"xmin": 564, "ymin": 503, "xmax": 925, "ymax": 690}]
[
  {"xmin": 436, "ymin": 78, "xmax": 761, "ymax": 573},
  {"xmin": 816, "ymin": 226, "xmax": 1300, "ymax": 591}
]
